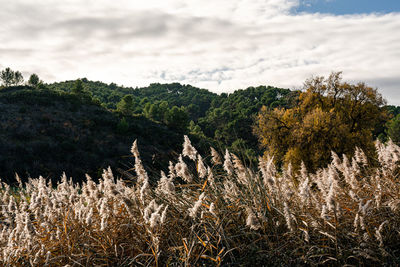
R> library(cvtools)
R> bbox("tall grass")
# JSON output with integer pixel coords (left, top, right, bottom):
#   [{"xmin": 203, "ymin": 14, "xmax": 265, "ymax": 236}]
[{"xmin": 0, "ymin": 137, "xmax": 399, "ymax": 266}]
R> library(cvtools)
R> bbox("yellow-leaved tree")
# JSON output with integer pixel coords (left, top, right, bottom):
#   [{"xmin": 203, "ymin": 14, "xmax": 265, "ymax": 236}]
[{"xmin": 255, "ymin": 72, "xmax": 388, "ymax": 172}]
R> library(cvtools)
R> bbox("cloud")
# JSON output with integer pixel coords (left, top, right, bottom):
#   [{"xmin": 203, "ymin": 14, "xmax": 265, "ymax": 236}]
[{"xmin": 0, "ymin": 0, "xmax": 399, "ymax": 104}]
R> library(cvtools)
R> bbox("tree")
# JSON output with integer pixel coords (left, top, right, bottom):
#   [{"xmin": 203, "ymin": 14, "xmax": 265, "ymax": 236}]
[
  {"xmin": 1, "ymin": 67, "xmax": 15, "ymax": 87},
  {"xmin": 13, "ymin": 71, "xmax": 24, "ymax": 85},
  {"xmin": 164, "ymin": 106, "xmax": 189, "ymax": 132},
  {"xmin": 72, "ymin": 79, "xmax": 84, "ymax": 95},
  {"xmin": 117, "ymin": 95, "xmax": 134, "ymax": 115},
  {"xmin": 387, "ymin": 114, "xmax": 400, "ymax": 144},
  {"xmin": 255, "ymin": 72, "xmax": 387, "ymax": 171},
  {"xmin": 28, "ymin": 73, "xmax": 40, "ymax": 87}
]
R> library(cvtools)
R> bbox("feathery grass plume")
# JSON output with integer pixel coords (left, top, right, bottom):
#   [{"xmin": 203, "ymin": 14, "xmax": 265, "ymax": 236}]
[
  {"xmin": 143, "ymin": 200, "xmax": 164, "ymax": 228},
  {"xmin": 175, "ymin": 154, "xmax": 192, "ymax": 182},
  {"xmin": 325, "ymin": 166, "xmax": 338, "ymax": 211},
  {"xmin": 232, "ymin": 153, "xmax": 248, "ymax": 184},
  {"xmin": 189, "ymin": 192, "xmax": 206, "ymax": 218},
  {"xmin": 223, "ymin": 180, "xmax": 240, "ymax": 202},
  {"xmin": 131, "ymin": 139, "xmax": 140, "ymax": 158},
  {"xmin": 156, "ymin": 171, "xmax": 175, "ymax": 196},
  {"xmin": 299, "ymin": 176, "xmax": 310, "ymax": 205},
  {"xmin": 283, "ymin": 201, "xmax": 294, "ymax": 232},
  {"xmin": 299, "ymin": 161, "xmax": 308, "ymax": 183},
  {"xmin": 197, "ymin": 154, "xmax": 207, "ymax": 179},
  {"xmin": 321, "ymin": 204, "xmax": 328, "ymax": 220},
  {"xmin": 85, "ymin": 207, "xmax": 93, "ymax": 225},
  {"xmin": 209, "ymin": 202, "xmax": 216, "ymax": 216},
  {"xmin": 281, "ymin": 163, "xmax": 295, "ymax": 199},
  {"xmin": 206, "ymin": 167, "xmax": 215, "ymax": 187},
  {"xmin": 150, "ymin": 210, "xmax": 162, "ymax": 228},
  {"xmin": 354, "ymin": 147, "xmax": 368, "ymax": 166},
  {"xmin": 15, "ymin": 173, "xmax": 22, "ymax": 188},
  {"xmin": 210, "ymin": 147, "xmax": 222, "ymax": 165},
  {"xmin": 300, "ymin": 228, "xmax": 310, "ymax": 243},
  {"xmin": 375, "ymin": 173, "xmax": 382, "ymax": 208},
  {"xmin": 182, "ymin": 135, "xmax": 197, "ymax": 161},
  {"xmin": 140, "ymin": 179, "xmax": 150, "ymax": 203},
  {"xmin": 375, "ymin": 220, "xmax": 388, "ymax": 247},
  {"xmin": 160, "ymin": 205, "xmax": 168, "ymax": 224},
  {"xmin": 259, "ymin": 155, "xmax": 277, "ymax": 193},
  {"xmin": 131, "ymin": 140, "xmax": 149, "ymax": 184},
  {"xmin": 168, "ymin": 161, "xmax": 176, "ymax": 179},
  {"xmin": 144, "ymin": 199, "xmax": 157, "ymax": 222},
  {"xmin": 246, "ymin": 207, "xmax": 261, "ymax": 230},
  {"xmin": 331, "ymin": 151, "xmax": 342, "ymax": 171},
  {"xmin": 223, "ymin": 149, "xmax": 234, "ymax": 175},
  {"xmin": 356, "ymin": 199, "xmax": 372, "ymax": 231}
]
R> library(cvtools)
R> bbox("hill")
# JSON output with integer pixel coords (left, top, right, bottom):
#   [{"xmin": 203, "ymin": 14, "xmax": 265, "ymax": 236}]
[
  {"xmin": 47, "ymin": 80, "xmax": 297, "ymax": 159},
  {"xmin": 0, "ymin": 86, "xmax": 189, "ymax": 183},
  {"xmin": 47, "ymin": 80, "xmax": 217, "ymax": 120}
]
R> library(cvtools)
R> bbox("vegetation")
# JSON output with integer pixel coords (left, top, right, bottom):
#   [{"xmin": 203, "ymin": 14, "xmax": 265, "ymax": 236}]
[
  {"xmin": 0, "ymin": 67, "xmax": 24, "ymax": 87},
  {"xmin": 0, "ymin": 86, "xmax": 186, "ymax": 183},
  {"xmin": 255, "ymin": 72, "xmax": 388, "ymax": 171},
  {"xmin": 0, "ymin": 137, "xmax": 399, "ymax": 265},
  {"xmin": 387, "ymin": 114, "xmax": 400, "ymax": 144},
  {"xmin": 46, "ymin": 79, "xmax": 297, "ymax": 156},
  {"xmin": 0, "ymin": 66, "xmax": 399, "ymax": 265}
]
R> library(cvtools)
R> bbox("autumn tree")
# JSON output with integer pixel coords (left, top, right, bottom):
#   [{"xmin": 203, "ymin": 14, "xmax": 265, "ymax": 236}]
[{"xmin": 255, "ymin": 72, "xmax": 388, "ymax": 171}]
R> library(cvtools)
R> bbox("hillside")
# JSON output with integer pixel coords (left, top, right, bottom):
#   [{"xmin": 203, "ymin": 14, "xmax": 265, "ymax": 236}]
[
  {"xmin": 47, "ymin": 80, "xmax": 297, "ymax": 158},
  {"xmin": 47, "ymin": 80, "xmax": 218, "ymax": 120},
  {"xmin": 0, "ymin": 86, "xmax": 188, "ymax": 183},
  {"xmin": 1, "ymin": 79, "xmax": 397, "ymax": 183}
]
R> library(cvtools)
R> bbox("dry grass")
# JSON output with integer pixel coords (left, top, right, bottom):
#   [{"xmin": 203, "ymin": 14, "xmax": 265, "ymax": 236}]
[{"xmin": 0, "ymin": 137, "xmax": 399, "ymax": 266}]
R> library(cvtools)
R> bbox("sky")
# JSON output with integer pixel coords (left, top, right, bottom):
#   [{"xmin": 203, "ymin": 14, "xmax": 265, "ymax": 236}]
[{"xmin": 0, "ymin": 0, "xmax": 399, "ymax": 105}]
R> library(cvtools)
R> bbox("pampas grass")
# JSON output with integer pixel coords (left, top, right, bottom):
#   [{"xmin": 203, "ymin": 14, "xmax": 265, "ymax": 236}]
[{"xmin": 0, "ymin": 138, "xmax": 399, "ymax": 266}]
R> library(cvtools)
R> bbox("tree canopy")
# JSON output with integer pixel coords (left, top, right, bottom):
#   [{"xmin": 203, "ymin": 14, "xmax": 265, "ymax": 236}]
[
  {"xmin": 255, "ymin": 72, "xmax": 388, "ymax": 171},
  {"xmin": 0, "ymin": 67, "xmax": 24, "ymax": 86}
]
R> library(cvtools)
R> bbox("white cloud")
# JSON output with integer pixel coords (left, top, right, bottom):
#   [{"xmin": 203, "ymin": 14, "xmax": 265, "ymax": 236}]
[{"xmin": 0, "ymin": 0, "xmax": 399, "ymax": 104}]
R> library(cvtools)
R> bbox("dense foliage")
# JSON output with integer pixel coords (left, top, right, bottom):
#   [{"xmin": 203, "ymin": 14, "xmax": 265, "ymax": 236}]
[
  {"xmin": 0, "ymin": 67, "xmax": 398, "ymax": 182},
  {"xmin": 255, "ymin": 72, "xmax": 388, "ymax": 171},
  {"xmin": 46, "ymin": 78, "xmax": 298, "ymax": 159},
  {"xmin": 0, "ymin": 86, "xmax": 185, "ymax": 183}
]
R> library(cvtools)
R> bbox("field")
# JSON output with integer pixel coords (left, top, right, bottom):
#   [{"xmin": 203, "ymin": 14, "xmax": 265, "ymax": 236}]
[{"xmin": 0, "ymin": 136, "xmax": 399, "ymax": 266}]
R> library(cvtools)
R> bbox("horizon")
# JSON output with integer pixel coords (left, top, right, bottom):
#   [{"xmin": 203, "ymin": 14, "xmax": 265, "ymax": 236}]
[{"xmin": 1, "ymin": 0, "xmax": 399, "ymax": 105}]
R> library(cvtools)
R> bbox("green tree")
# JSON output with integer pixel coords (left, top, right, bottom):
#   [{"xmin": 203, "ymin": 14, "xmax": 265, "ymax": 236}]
[
  {"xmin": 117, "ymin": 95, "xmax": 134, "ymax": 115},
  {"xmin": 13, "ymin": 71, "xmax": 24, "ymax": 85},
  {"xmin": 1, "ymin": 67, "xmax": 15, "ymax": 87},
  {"xmin": 164, "ymin": 106, "xmax": 189, "ymax": 132},
  {"xmin": 255, "ymin": 72, "xmax": 387, "ymax": 171},
  {"xmin": 116, "ymin": 117, "xmax": 130, "ymax": 134},
  {"xmin": 387, "ymin": 114, "xmax": 400, "ymax": 144},
  {"xmin": 28, "ymin": 73, "xmax": 40, "ymax": 87},
  {"xmin": 72, "ymin": 79, "xmax": 84, "ymax": 95}
]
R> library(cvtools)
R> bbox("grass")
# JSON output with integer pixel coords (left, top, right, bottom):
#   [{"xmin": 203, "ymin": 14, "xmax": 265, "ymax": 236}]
[{"xmin": 0, "ymin": 137, "xmax": 399, "ymax": 266}]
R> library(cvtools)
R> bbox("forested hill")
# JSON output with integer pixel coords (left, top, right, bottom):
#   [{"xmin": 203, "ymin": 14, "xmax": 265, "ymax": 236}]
[
  {"xmin": 0, "ymin": 80, "xmax": 298, "ymax": 182},
  {"xmin": 47, "ymin": 79, "xmax": 297, "ymax": 158},
  {"xmin": 0, "ymin": 86, "xmax": 187, "ymax": 183},
  {"xmin": 48, "ymin": 80, "xmax": 217, "ymax": 120}
]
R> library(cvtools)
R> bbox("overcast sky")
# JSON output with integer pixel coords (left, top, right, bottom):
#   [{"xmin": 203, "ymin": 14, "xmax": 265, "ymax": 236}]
[{"xmin": 1, "ymin": 0, "xmax": 399, "ymax": 104}]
